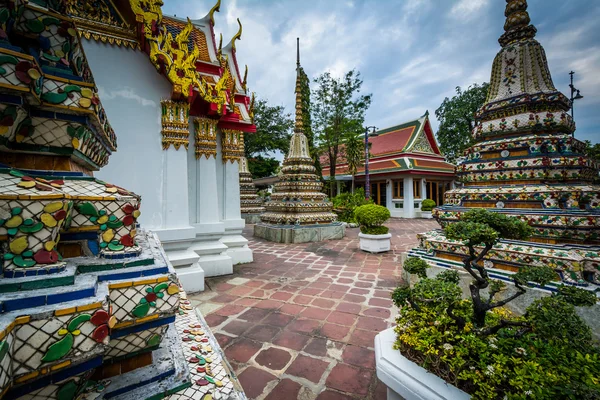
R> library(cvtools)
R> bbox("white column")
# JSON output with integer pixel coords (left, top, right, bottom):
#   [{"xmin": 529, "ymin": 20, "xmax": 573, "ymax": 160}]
[
  {"xmin": 403, "ymin": 176, "xmax": 414, "ymax": 218},
  {"xmin": 219, "ymin": 130, "xmax": 253, "ymax": 265},
  {"xmin": 385, "ymin": 179, "xmax": 393, "ymax": 213},
  {"xmin": 336, "ymin": 181, "xmax": 342, "ymax": 195}
]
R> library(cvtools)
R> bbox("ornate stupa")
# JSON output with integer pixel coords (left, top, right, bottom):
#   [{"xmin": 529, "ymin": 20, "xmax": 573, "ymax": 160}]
[
  {"xmin": 239, "ymin": 156, "xmax": 265, "ymax": 223},
  {"xmin": 412, "ymin": 0, "xmax": 600, "ymax": 288},
  {"xmin": 254, "ymin": 40, "xmax": 344, "ymax": 243},
  {"xmin": 0, "ymin": 1, "xmax": 246, "ymax": 399}
]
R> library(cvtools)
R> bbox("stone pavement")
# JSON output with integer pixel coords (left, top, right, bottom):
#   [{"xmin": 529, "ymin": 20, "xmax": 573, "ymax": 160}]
[{"xmin": 189, "ymin": 218, "xmax": 439, "ymax": 399}]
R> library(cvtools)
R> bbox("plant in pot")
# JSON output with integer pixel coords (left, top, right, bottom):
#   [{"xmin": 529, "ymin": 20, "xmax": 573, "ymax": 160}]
[
  {"xmin": 420, "ymin": 199, "xmax": 436, "ymax": 218},
  {"xmin": 332, "ymin": 188, "xmax": 372, "ymax": 228},
  {"xmin": 375, "ymin": 209, "xmax": 599, "ymax": 400},
  {"xmin": 354, "ymin": 204, "xmax": 391, "ymax": 253}
]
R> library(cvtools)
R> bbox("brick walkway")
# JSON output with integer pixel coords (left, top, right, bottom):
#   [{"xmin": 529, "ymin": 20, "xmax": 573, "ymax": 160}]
[{"xmin": 189, "ymin": 218, "xmax": 439, "ymax": 400}]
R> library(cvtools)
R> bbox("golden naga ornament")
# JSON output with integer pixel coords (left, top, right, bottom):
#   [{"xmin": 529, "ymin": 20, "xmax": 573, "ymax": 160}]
[{"xmin": 129, "ymin": 0, "xmax": 228, "ymax": 111}]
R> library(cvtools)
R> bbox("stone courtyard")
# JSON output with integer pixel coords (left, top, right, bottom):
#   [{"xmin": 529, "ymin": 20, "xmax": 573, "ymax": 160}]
[{"xmin": 189, "ymin": 219, "xmax": 438, "ymax": 399}]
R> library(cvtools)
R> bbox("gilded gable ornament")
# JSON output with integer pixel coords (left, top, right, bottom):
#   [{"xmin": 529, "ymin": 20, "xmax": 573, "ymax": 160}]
[
  {"xmin": 410, "ymin": 131, "xmax": 435, "ymax": 154},
  {"xmin": 221, "ymin": 129, "xmax": 244, "ymax": 163}
]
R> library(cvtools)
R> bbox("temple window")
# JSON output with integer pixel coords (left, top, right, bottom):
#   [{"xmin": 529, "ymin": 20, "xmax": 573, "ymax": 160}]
[{"xmin": 393, "ymin": 180, "xmax": 404, "ymax": 199}]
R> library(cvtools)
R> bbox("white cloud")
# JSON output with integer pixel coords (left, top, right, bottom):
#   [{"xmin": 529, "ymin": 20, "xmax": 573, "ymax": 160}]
[{"xmin": 450, "ymin": 0, "xmax": 490, "ymax": 20}]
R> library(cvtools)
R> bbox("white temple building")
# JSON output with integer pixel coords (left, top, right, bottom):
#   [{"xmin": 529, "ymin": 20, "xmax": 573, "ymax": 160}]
[{"xmin": 80, "ymin": 4, "xmax": 256, "ymax": 292}]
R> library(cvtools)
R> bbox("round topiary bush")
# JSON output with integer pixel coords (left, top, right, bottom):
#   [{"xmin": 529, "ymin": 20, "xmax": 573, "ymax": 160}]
[
  {"xmin": 421, "ymin": 199, "xmax": 436, "ymax": 211},
  {"xmin": 354, "ymin": 204, "xmax": 391, "ymax": 235}
]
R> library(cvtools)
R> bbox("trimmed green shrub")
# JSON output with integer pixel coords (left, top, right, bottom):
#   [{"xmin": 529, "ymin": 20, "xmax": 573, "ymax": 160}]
[
  {"xmin": 404, "ymin": 257, "xmax": 429, "ymax": 278},
  {"xmin": 354, "ymin": 204, "xmax": 390, "ymax": 235},
  {"xmin": 420, "ymin": 199, "xmax": 436, "ymax": 211},
  {"xmin": 331, "ymin": 188, "xmax": 373, "ymax": 223}
]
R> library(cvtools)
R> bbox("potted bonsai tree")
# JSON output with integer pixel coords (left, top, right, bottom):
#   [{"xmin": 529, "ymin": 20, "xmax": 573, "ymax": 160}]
[
  {"xmin": 355, "ymin": 204, "xmax": 391, "ymax": 253},
  {"xmin": 419, "ymin": 199, "xmax": 436, "ymax": 219},
  {"xmin": 375, "ymin": 209, "xmax": 599, "ymax": 399}
]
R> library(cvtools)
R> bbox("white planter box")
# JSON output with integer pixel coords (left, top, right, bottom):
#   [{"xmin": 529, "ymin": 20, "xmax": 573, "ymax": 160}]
[
  {"xmin": 375, "ymin": 328, "xmax": 470, "ymax": 400},
  {"xmin": 359, "ymin": 232, "xmax": 392, "ymax": 253},
  {"xmin": 420, "ymin": 211, "xmax": 433, "ymax": 219}
]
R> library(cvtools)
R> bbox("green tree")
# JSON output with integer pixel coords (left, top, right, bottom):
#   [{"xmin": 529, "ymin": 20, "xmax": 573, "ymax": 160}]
[
  {"xmin": 245, "ymin": 97, "xmax": 293, "ymax": 178},
  {"xmin": 344, "ymin": 130, "xmax": 365, "ymax": 193},
  {"xmin": 297, "ymin": 64, "xmax": 321, "ymax": 177},
  {"xmin": 313, "ymin": 70, "xmax": 372, "ymax": 198},
  {"xmin": 435, "ymin": 83, "xmax": 489, "ymax": 164},
  {"xmin": 248, "ymin": 155, "xmax": 279, "ymax": 179}
]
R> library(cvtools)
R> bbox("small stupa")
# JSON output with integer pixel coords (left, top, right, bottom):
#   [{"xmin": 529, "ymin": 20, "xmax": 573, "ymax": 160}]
[
  {"xmin": 254, "ymin": 39, "xmax": 344, "ymax": 243},
  {"xmin": 239, "ymin": 156, "xmax": 265, "ymax": 223},
  {"xmin": 412, "ymin": 0, "xmax": 600, "ymax": 289}
]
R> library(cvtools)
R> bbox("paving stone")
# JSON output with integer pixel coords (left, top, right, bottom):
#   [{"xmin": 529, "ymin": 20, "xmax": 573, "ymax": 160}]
[
  {"xmin": 263, "ymin": 312, "xmax": 295, "ymax": 327},
  {"xmin": 288, "ymin": 318, "xmax": 321, "ymax": 334},
  {"xmin": 238, "ymin": 367, "xmax": 277, "ymax": 398},
  {"xmin": 211, "ymin": 293, "xmax": 240, "ymax": 303},
  {"xmin": 303, "ymin": 337, "xmax": 328, "ymax": 357},
  {"xmin": 285, "ymin": 354, "xmax": 330, "ymax": 384},
  {"xmin": 224, "ymin": 339, "xmax": 262, "ymax": 363},
  {"xmin": 245, "ymin": 324, "xmax": 282, "ymax": 342},
  {"xmin": 300, "ymin": 307, "xmax": 331, "ymax": 320},
  {"xmin": 215, "ymin": 304, "xmax": 246, "ymax": 317},
  {"xmin": 254, "ymin": 299, "xmax": 284, "ymax": 310},
  {"xmin": 214, "ymin": 282, "xmax": 235, "ymax": 291},
  {"xmin": 312, "ymin": 298, "xmax": 336, "ymax": 309},
  {"xmin": 341, "ymin": 345, "xmax": 375, "ymax": 369},
  {"xmin": 292, "ymin": 295, "xmax": 313, "ymax": 305},
  {"xmin": 348, "ymin": 329, "xmax": 377, "ymax": 348},
  {"xmin": 280, "ymin": 303, "xmax": 306, "ymax": 315},
  {"xmin": 227, "ymin": 277, "xmax": 250, "ymax": 285},
  {"xmin": 273, "ymin": 330, "xmax": 310, "ymax": 351},
  {"xmin": 235, "ymin": 298, "xmax": 260, "ymax": 307},
  {"xmin": 356, "ymin": 316, "xmax": 388, "ymax": 332},
  {"xmin": 238, "ymin": 307, "xmax": 271, "ymax": 322},
  {"xmin": 214, "ymin": 333, "xmax": 235, "ymax": 348},
  {"xmin": 204, "ymin": 313, "xmax": 228, "ymax": 328},
  {"xmin": 264, "ymin": 379, "xmax": 303, "ymax": 400},
  {"xmin": 336, "ymin": 302, "xmax": 362, "ymax": 315},
  {"xmin": 270, "ymin": 291, "xmax": 294, "ymax": 301},
  {"xmin": 255, "ymin": 347, "xmax": 292, "ymax": 370},
  {"xmin": 363, "ymin": 307, "xmax": 391, "ymax": 319},
  {"xmin": 326, "ymin": 363, "xmax": 373, "ymax": 396},
  {"xmin": 326, "ymin": 311, "xmax": 356, "ymax": 326},
  {"xmin": 222, "ymin": 320, "xmax": 253, "ymax": 336},
  {"xmin": 369, "ymin": 297, "xmax": 393, "ymax": 308},
  {"xmin": 319, "ymin": 323, "xmax": 351, "ymax": 341},
  {"xmin": 343, "ymin": 294, "xmax": 367, "ymax": 303},
  {"xmin": 228, "ymin": 285, "xmax": 255, "ymax": 297}
]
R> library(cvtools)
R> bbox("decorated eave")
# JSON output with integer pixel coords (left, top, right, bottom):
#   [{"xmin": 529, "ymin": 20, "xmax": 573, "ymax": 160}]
[
  {"xmin": 0, "ymin": 0, "xmax": 118, "ymax": 171},
  {"xmin": 321, "ymin": 112, "xmax": 454, "ymax": 178},
  {"xmin": 127, "ymin": 0, "xmax": 255, "ymax": 133}
]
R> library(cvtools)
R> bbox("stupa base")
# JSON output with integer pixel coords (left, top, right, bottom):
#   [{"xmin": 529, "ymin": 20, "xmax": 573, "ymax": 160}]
[
  {"xmin": 254, "ymin": 222, "xmax": 346, "ymax": 244},
  {"xmin": 242, "ymin": 213, "xmax": 263, "ymax": 224}
]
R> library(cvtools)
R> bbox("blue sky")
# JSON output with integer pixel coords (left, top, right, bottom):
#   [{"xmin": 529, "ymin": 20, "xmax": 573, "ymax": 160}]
[{"xmin": 164, "ymin": 0, "xmax": 600, "ymax": 144}]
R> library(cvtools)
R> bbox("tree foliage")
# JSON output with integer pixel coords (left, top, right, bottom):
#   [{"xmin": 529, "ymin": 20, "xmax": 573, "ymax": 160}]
[
  {"xmin": 344, "ymin": 131, "xmax": 365, "ymax": 192},
  {"xmin": 435, "ymin": 83, "xmax": 489, "ymax": 163},
  {"xmin": 313, "ymin": 70, "xmax": 372, "ymax": 197},
  {"xmin": 245, "ymin": 97, "xmax": 293, "ymax": 161},
  {"xmin": 248, "ymin": 155, "xmax": 279, "ymax": 179}
]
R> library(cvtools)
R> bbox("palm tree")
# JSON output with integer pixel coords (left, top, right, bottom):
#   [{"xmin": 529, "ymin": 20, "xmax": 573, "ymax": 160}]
[{"xmin": 344, "ymin": 131, "xmax": 366, "ymax": 193}]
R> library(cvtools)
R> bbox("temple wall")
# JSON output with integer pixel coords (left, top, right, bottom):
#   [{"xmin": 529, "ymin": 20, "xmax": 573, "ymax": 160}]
[{"xmin": 82, "ymin": 40, "xmax": 172, "ymax": 230}]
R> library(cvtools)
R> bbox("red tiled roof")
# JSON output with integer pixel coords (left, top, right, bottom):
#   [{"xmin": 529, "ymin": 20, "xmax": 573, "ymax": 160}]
[
  {"xmin": 163, "ymin": 17, "xmax": 211, "ymax": 62},
  {"xmin": 369, "ymin": 126, "xmax": 415, "ymax": 156}
]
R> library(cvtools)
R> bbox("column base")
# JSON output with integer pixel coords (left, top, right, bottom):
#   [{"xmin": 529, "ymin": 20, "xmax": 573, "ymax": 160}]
[
  {"xmin": 189, "ymin": 241, "xmax": 233, "ymax": 277},
  {"xmin": 220, "ymin": 234, "xmax": 253, "ymax": 264},
  {"xmin": 166, "ymin": 249, "xmax": 204, "ymax": 293}
]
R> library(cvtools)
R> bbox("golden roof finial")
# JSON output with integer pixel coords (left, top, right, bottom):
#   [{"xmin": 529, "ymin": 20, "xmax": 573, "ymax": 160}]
[
  {"xmin": 218, "ymin": 32, "xmax": 223, "ymax": 58},
  {"xmin": 499, "ymin": 0, "xmax": 537, "ymax": 47},
  {"xmin": 294, "ymin": 37, "xmax": 303, "ymax": 133},
  {"xmin": 231, "ymin": 18, "xmax": 242, "ymax": 51},
  {"xmin": 208, "ymin": 0, "xmax": 221, "ymax": 26},
  {"xmin": 242, "ymin": 64, "xmax": 248, "ymax": 90}
]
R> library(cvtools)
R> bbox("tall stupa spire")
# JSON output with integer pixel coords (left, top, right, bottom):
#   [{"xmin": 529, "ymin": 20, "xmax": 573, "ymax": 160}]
[
  {"xmin": 499, "ymin": 0, "xmax": 537, "ymax": 47},
  {"xmin": 257, "ymin": 39, "xmax": 338, "ymax": 227}
]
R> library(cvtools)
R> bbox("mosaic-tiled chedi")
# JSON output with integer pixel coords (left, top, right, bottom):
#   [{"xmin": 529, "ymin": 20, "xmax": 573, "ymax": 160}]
[
  {"xmin": 416, "ymin": 0, "xmax": 600, "ymax": 287},
  {"xmin": 258, "ymin": 46, "xmax": 337, "ymax": 226},
  {"xmin": 238, "ymin": 157, "xmax": 264, "ymax": 219},
  {"xmin": 0, "ymin": 1, "xmax": 185, "ymax": 398}
]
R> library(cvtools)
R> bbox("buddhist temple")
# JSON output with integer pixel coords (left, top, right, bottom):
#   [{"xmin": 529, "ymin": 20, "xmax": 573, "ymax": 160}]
[
  {"xmin": 321, "ymin": 112, "xmax": 456, "ymax": 218},
  {"xmin": 411, "ymin": 0, "xmax": 600, "ymax": 289},
  {"xmin": 0, "ymin": 0, "xmax": 244, "ymax": 398},
  {"xmin": 65, "ymin": 0, "xmax": 258, "ymax": 293},
  {"xmin": 239, "ymin": 156, "xmax": 265, "ymax": 223},
  {"xmin": 254, "ymin": 39, "xmax": 344, "ymax": 243}
]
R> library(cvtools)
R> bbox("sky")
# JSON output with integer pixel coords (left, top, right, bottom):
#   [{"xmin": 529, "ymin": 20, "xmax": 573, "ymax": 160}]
[{"xmin": 163, "ymin": 0, "xmax": 600, "ymax": 145}]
